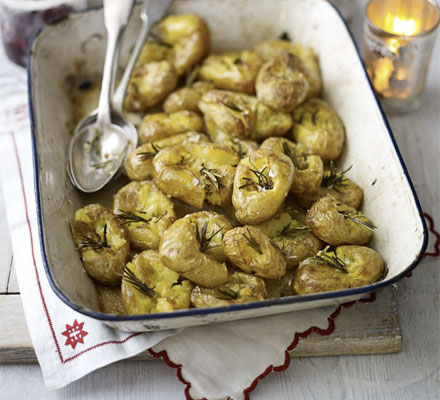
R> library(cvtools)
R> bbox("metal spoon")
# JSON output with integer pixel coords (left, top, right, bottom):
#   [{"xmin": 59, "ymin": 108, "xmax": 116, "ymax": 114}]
[{"xmin": 68, "ymin": 0, "xmax": 173, "ymax": 193}]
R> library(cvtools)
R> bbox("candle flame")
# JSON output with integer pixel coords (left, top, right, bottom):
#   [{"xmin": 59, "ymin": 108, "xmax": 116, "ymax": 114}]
[{"xmin": 391, "ymin": 16, "xmax": 419, "ymax": 36}]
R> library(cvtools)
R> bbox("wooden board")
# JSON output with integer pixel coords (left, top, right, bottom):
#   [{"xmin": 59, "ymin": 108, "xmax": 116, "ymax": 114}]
[{"xmin": 0, "ymin": 286, "xmax": 401, "ymax": 363}]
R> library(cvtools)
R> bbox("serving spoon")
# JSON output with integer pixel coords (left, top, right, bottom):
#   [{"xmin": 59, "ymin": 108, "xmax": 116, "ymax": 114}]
[{"xmin": 68, "ymin": 0, "xmax": 173, "ymax": 193}]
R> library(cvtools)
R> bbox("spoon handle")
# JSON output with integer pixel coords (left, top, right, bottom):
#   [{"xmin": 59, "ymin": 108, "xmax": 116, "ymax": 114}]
[
  {"xmin": 112, "ymin": 0, "xmax": 174, "ymax": 113},
  {"xmin": 97, "ymin": 0, "xmax": 135, "ymax": 127}
]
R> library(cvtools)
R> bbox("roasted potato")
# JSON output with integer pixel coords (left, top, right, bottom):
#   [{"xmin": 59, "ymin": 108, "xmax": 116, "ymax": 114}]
[
  {"xmin": 293, "ymin": 245, "xmax": 385, "ymax": 295},
  {"xmin": 121, "ymin": 250, "xmax": 192, "ymax": 314},
  {"xmin": 255, "ymin": 52, "xmax": 309, "ymax": 112},
  {"xmin": 223, "ymin": 226, "xmax": 286, "ymax": 279},
  {"xmin": 254, "ymin": 212, "xmax": 322, "ymax": 268},
  {"xmin": 124, "ymin": 60, "xmax": 178, "ymax": 112},
  {"xmin": 225, "ymin": 137, "xmax": 259, "ymax": 159},
  {"xmin": 198, "ymin": 51, "xmax": 262, "ymax": 93},
  {"xmin": 190, "ymin": 271, "xmax": 267, "ymax": 308},
  {"xmin": 159, "ymin": 211, "xmax": 232, "ymax": 287},
  {"xmin": 125, "ymin": 132, "xmax": 209, "ymax": 181},
  {"xmin": 265, "ymin": 269, "xmax": 295, "ymax": 298},
  {"xmin": 158, "ymin": 14, "xmax": 210, "ymax": 76},
  {"xmin": 153, "ymin": 142, "xmax": 239, "ymax": 209},
  {"xmin": 306, "ymin": 196, "xmax": 375, "ymax": 246},
  {"xmin": 290, "ymin": 98, "xmax": 345, "ymax": 161},
  {"xmin": 255, "ymin": 39, "xmax": 322, "ymax": 98},
  {"xmin": 113, "ymin": 181, "xmax": 176, "ymax": 250},
  {"xmin": 295, "ymin": 162, "xmax": 364, "ymax": 209},
  {"xmin": 135, "ymin": 42, "xmax": 173, "ymax": 66},
  {"xmin": 163, "ymin": 81, "xmax": 215, "ymax": 113},
  {"xmin": 138, "ymin": 110, "xmax": 204, "ymax": 144},
  {"xmin": 261, "ymin": 137, "xmax": 324, "ymax": 194},
  {"xmin": 71, "ymin": 204, "xmax": 130, "ymax": 285},
  {"xmin": 232, "ymin": 148, "xmax": 294, "ymax": 224}
]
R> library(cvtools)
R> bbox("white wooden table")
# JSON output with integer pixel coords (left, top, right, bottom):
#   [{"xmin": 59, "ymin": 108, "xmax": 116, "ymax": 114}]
[{"xmin": 0, "ymin": 0, "xmax": 439, "ymax": 398}]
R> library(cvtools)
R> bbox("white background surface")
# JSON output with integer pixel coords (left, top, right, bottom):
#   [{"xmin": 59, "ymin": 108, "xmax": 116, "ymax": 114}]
[{"xmin": 0, "ymin": 0, "xmax": 439, "ymax": 398}]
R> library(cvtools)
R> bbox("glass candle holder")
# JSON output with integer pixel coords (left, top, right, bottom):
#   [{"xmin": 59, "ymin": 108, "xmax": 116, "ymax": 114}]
[{"xmin": 364, "ymin": 0, "xmax": 440, "ymax": 113}]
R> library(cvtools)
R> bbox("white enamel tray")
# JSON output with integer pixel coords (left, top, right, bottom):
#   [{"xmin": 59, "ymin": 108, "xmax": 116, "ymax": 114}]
[{"xmin": 28, "ymin": 0, "xmax": 428, "ymax": 332}]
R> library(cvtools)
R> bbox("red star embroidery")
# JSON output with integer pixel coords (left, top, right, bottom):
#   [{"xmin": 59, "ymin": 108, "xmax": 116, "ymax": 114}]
[{"xmin": 61, "ymin": 320, "xmax": 88, "ymax": 349}]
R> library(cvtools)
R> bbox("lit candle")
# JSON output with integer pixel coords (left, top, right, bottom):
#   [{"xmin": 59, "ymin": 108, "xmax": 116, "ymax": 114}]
[{"xmin": 364, "ymin": 0, "xmax": 439, "ymax": 113}]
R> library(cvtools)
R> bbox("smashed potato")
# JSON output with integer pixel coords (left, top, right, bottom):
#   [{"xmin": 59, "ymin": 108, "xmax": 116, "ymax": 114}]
[
  {"xmin": 125, "ymin": 132, "xmax": 209, "ymax": 181},
  {"xmin": 163, "ymin": 81, "xmax": 215, "ymax": 113},
  {"xmin": 159, "ymin": 212, "xmax": 232, "ymax": 287},
  {"xmin": 153, "ymin": 142, "xmax": 239, "ymax": 209},
  {"xmin": 139, "ymin": 110, "xmax": 204, "ymax": 144},
  {"xmin": 293, "ymin": 245, "xmax": 384, "ymax": 295},
  {"xmin": 71, "ymin": 204, "xmax": 130, "ymax": 285},
  {"xmin": 261, "ymin": 137, "xmax": 324, "ymax": 194},
  {"xmin": 198, "ymin": 51, "xmax": 262, "ymax": 93},
  {"xmin": 255, "ymin": 52, "xmax": 309, "ymax": 112},
  {"xmin": 291, "ymin": 98, "xmax": 345, "ymax": 161},
  {"xmin": 113, "ymin": 181, "xmax": 176, "ymax": 250},
  {"xmin": 254, "ymin": 212, "xmax": 322, "ymax": 268},
  {"xmin": 121, "ymin": 250, "xmax": 192, "ymax": 315},
  {"xmin": 223, "ymin": 226, "xmax": 286, "ymax": 279},
  {"xmin": 190, "ymin": 272, "xmax": 267, "ymax": 308},
  {"xmin": 306, "ymin": 196, "xmax": 375, "ymax": 246},
  {"xmin": 232, "ymin": 148, "xmax": 294, "ymax": 225}
]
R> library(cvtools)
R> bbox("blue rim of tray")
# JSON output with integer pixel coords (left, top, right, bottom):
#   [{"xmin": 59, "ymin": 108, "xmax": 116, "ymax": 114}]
[{"xmin": 27, "ymin": 1, "xmax": 429, "ymax": 322}]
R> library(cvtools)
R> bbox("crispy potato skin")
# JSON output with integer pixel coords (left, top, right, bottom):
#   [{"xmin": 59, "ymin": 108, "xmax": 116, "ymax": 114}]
[
  {"xmin": 159, "ymin": 212, "xmax": 232, "ymax": 287},
  {"xmin": 158, "ymin": 14, "xmax": 210, "ymax": 76},
  {"xmin": 255, "ymin": 40, "xmax": 322, "ymax": 98},
  {"xmin": 232, "ymin": 148, "xmax": 294, "ymax": 225},
  {"xmin": 163, "ymin": 81, "xmax": 215, "ymax": 113},
  {"xmin": 291, "ymin": 98, "xmax": 345, "ymax": 161},
  {"xmin": 293, "ymin": 245, "xmax": 384, "ymax": 295},
  {"xmin": 125, "ymin": 132, "xmax": 209, "ymax": 181},
  {"xmin": 71, "ymin": 204, "xmax": 130, "ymax": 285},
  {"xmin": 223, "ymin": 226, "xmax": 286, "ymax": 279},
  {"xmin": 121, "ymin": 250, "xmax": 192, "ymax": 315},
  {"xmin": 198, "ymin": 51, "xmax": 262, "ymax": 93},
  {"xmin": 153, "ymin": 142, "xmax": 239, "ymax": 209},
  {"xmin": 253, "ymin": 212, "xmax": 322, "ymax": 268},
  {"xmin": 113, "ymin": 181, "xmax": 176, "ymax": 250},
  {"xmin": 306, "ymin": 196, "xmax": 374, "ymax": 245},
  {"xmin": 190, "ymin": 272, "xmax": 267, "ymax": 308},
  {"xmin": 139, "ymin": 110, "xmax": 204, "ymax": 144},
  {"xmin": 124, "ymin": 60, "xmax": 178, "ymax": 112},
  {"xmin": 256, "ymin": 52, "xmax": 309, "ymax": 112}
]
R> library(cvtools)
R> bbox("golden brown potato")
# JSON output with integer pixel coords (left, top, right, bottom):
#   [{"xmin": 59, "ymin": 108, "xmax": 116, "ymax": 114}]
[
  {"xmin": 295, "ymin": 162, "xmax": 364, "ymax": 209},
  {"xmin": 124, "ymin": 60, "xmax": 178, "ymax": 112},
  {"xmin": 232, "ymin": 148, "xmax": 294, "ymax": 225},
  {"xmin": 225, "ymin": 137, "xmax": 259, "ymax": 159},
  {"xmin": 153, "ymin": 142, "xmax": 239, "ymax": 209},
  {"xmin": 293, "ymin": 245, "xmax": 385, "ymax": 295},
  {"xmin": 158, "ymin": 14, "xmax": 210, "ymax": 76},
  {"xmin": 198, "ymin": 51, "xmax": 262, "ymax": 93},
  {"xmin": 159, "ymin": 212, "xmax": 232, "ymax": 287},
  {"xmin": 223, "ymin": 226, "xmax": 286, "ymax": 279},
  {"xmin": 135, "ymin": 42, "xmax": 173, "ymax": 66},
  {"xmin": 138, "ymin": 110, "xmax": 204, "ymax": 144},
  {"xmin": 121, "ymin": 250, "xmax": 192, "ymax": 314},
  {"xmin": 113, "ymin": 181, "xmax": 176, "ymax": 250},
  {"xmin": 254, "ymin": 212, "xmax": 322, "ymax": 268},
  {"xmin": 125, "ymin": 132, "xmax": 209, "ymax": 181},
  {"xmin": 306, "ymin": 196, "xmax": 375, "ymax": 246},
  {"xmin": 190, "ymin": 271, "xmax": 267, "ymax": 308},
  {"xmin": 290, "ymin": 98, "xmax": 345, "ymax": 161},
  {"xmin": 71, "ymin": 204, "xmax": 130, "ymax": 285},
  {"xmin": 163, "ymin": 81, "xmax": 215, "ymax": 113},
  {"xmin": 255, "ymin": 52, "xmax": 309, "ymax": 112},
  {"xmin": 261, "ymin": 137, "xmax": 324, "ymax": 194},
  {"xmin": 255, "ymin": 39, "xmax": 322, "ymax": 98}
]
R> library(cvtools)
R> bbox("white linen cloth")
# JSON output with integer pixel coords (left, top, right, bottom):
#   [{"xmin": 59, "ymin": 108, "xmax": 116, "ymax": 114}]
[{"xmin": 0, "ymin": 69, "xmax": 344, "ymax": 400}]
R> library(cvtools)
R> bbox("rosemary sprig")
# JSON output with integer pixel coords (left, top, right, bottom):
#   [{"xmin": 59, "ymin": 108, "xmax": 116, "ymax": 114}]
[
  {"xmin": 280, "ymin": 223, "xmax": 310, "ymax": 236},
  {"xmin": 137, "ymin": 142, "xmax": 161, "ymax": 161},
  {"xmin": 338, "ymin": 210, "xmax": 377, "ymax": 231},
  {"xmin": 114, "ymin": 210, "xmax": 152, "ymax": 225},
  {"xmin": 243, "ymin": 227, "xmax": 263, "ymax": 254},
  {"xmin": 322, "ymin": 162, "xmax": 352, "ymax": 192},
  {"xmin": 231, "ymin": 138, "xmax": 244, "ymax": 159},
  {"xmin": 313, "ymin": 246, "xmax": 348, "ymax": 273},
  {"xmin": 122, "ymin": 266, "xmax": 155, "ymax": 298},
  {"xmin": 239, "ymin": 161, "xmax": 273, "ymax": 191},
  {"xmin": 279, "ymin": 31, "xmax": 291, "ymax": 41},
  {"xmin": 77, "ymin": 225, "xmax": 111, "ymax": 253},
  {"xmin": 282, "ymin": 141, "xmax": 308, "ymax": 170},
  {"xmin": 200, "ymin": 164, "xmax": 223, "ymax": 194},
  {"xmin": 195, "ymin": 221, "xmax": 223, "ymax": 253}
]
